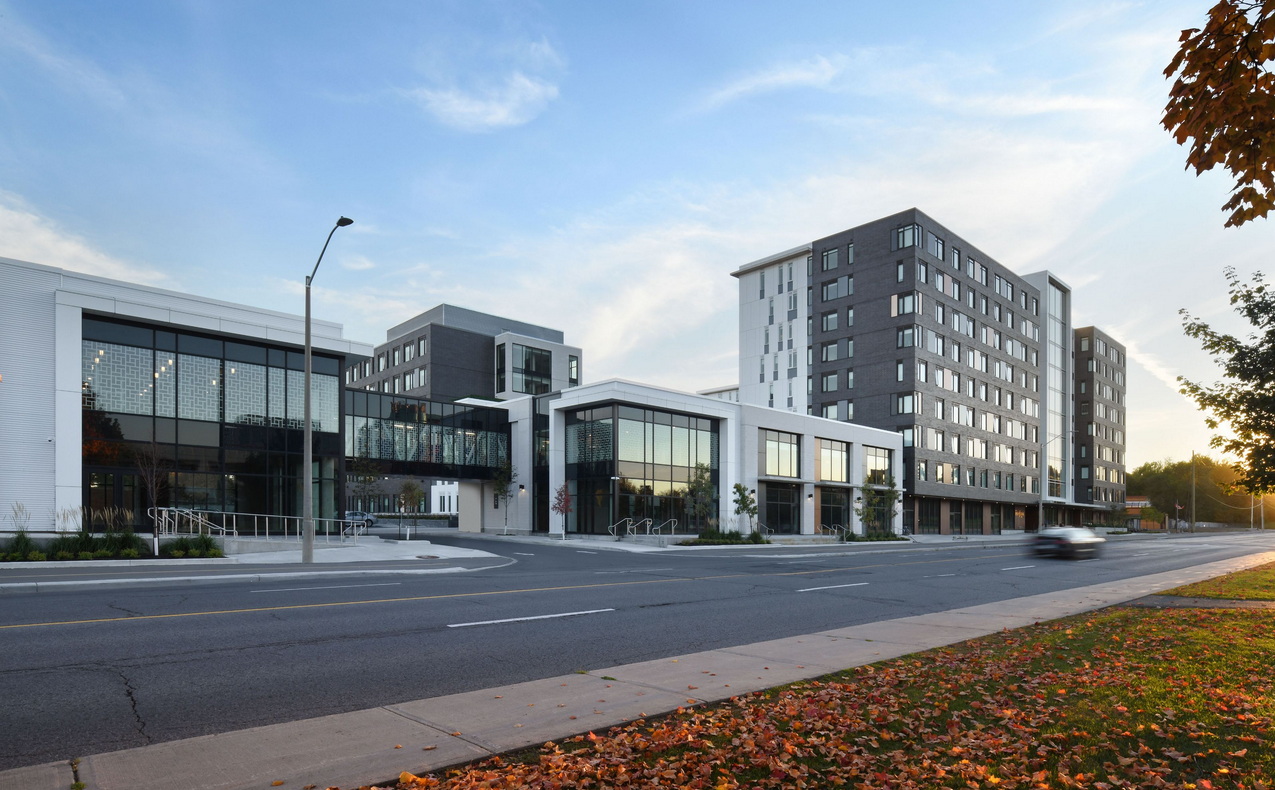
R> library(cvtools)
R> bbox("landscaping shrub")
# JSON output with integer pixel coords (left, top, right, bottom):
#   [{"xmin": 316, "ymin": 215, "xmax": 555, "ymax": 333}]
[
  {"xmin": 4, "ymin": 529, "xmax": 38, "ymax": 560},
  {"xmin": 25, "ymin": 551, "xmax": 46, "ymax": 562},
  {"xmin": 683, "ymin": 529, "xmax": 770, "ymax": 546}
]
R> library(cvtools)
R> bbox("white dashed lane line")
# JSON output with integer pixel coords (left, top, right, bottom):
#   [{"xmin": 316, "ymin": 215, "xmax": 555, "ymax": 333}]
[{"xmin": 448, "ymin": 608, "xmax": 615, "ymax": 628}]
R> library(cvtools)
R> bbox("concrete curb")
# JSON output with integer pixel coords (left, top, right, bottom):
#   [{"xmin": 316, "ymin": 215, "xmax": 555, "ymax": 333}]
[{"xmin": 6, "ymin": 549, "xmax": 1271, "ymax": 790}]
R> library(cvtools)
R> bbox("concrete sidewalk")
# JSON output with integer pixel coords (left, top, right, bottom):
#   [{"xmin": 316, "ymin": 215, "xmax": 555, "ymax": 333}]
[{"xmin": 6, "ymin": 549, "xmax": 1272, "ymax": 790}]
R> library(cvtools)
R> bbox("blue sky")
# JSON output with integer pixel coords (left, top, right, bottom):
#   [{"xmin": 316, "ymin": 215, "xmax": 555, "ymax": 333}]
[{"xmin": 2, "ymin": 0, "xmax": 1272, "ymax": 469}]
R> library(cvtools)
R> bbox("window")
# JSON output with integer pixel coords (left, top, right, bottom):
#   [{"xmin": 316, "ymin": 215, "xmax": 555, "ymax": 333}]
[
  {"xmin": 759, "ymin": 271, "xmax": 766, "ymax": 298},
  {"xmin": 897, "ymin": 326, "xmax": 916, "ymax": 348},
  {"xmin": 821, "ymin": 341, "xmax": 839, "ymax": 362},
  {"xmin": 761, "ymin": 429, "xmax": 799, "ymax": 477},
  {"xmin": 512, "ymin": 344, "xmax": 552, "ymax": 395},
  {"xmin": 893, "ymin": 392, "xmax": 918, "ymax": 414},
  {"xmin": 816, "ymin": 438, "xmax": 848, "ymax": 482},
  {"xmin": 822, "ymin": 248, "xmax": 839, "ymax": 271},
  {"xmin": 821, "ymin": 372, "xmax": 838, "ymax": 392},
  {"xmin": 821, "ymin": 275, "xmax": 853, "ymax": 301},
  {"xmin": 926, "ymin": 231, "xmax": 944, "ymax": 260},
  {"xmin": 495, "ymin": 344, "xmax": 506, "ymax": 392},
  {"xmin": 891, "ymin": 292, "xmax": 917, "ymax": 316},
  {"xmin": 821, "ymin": 311, "xmax": 838, "ymax": 332},
  {"xmin": 822, "ymin": 403, "xmax": 839, "ymax": 420},
  {"xmin": 865, "ymin": 446, "xmax": 892, "ymax": 485},
  {"xmin": 895, "ymin": 223, "xmax": 920, "ymax": 249},
  {"xmin": 846, "ymin": 306, "xmax": 854, "ymax": 327},
  {"xmin": 568, "ymin": 355, "xmax": 580, "ymax": 387},
  {"xmin": 418, "ymin": 337, "xmax": 427, "ymax": 356},
  {"xmin": 845, "ymin": 369, "xmax": 854, "ymax": 389},
  {"xmin": 392, "ymin": 347, "xmax": 401, "ymax": 366}
]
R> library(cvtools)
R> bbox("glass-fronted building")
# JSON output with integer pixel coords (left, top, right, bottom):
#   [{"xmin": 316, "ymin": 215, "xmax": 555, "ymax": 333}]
[
  {"xmin": 0, "ymin": 256, "xmax": 374, "ymax": 532},
  {"xmin": 81, "ymin": 316, "xmax": 348, "ymax": 525}
]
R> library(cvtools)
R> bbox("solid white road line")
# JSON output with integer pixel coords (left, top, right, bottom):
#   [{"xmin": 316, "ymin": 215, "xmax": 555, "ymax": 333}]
[
  {"xmin": 252, "ymin": 582, "xmax": 403, "ymax": 593},
  {"xmin": 447, "ymin": 608, "xmax": 615, "ymax": 628},
  {"xmin": 797, "ymin": 582, "xmax": 869, "ymax": 593},
  {"xmin": 1001, "ymin": 565, "xmax": 1035, "ymax": 571},
  {"xmin": 576, "ymin": 550, "xmax": 598, "ymax": 554}
]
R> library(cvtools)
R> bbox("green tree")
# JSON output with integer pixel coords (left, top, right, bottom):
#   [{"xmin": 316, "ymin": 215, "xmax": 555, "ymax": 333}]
[
  {"xmin": 1163, "ymin": 0, "xmax": 1275, "ymax": 226},
  {"xmin": 491, "ymin": 460, "xmax": 518, "ymax": 531},
  {"xmin": 1139, "ymin": 505, "xmax": 1167, "ymax": 530},
  {"xmin": 348, "ymin": 453, "xmax": 381, "ymax": 513},
  {"xmin": 732, "ymin": 483, "xmax": 758, "ymax": 532},
  {"xmin": 855, "ymin": 474, "xmax": 899, "ymax": 537},
  {"xmin": 685, "ymin": 463, "xmax": 716, "ymax": 531},
  {"xmin": 1180, "ymin": 268, "xmax": 1275, "ymax": 493},
  {"xmin": 551, "ymin": 482, "xmax": 574, "ymax": 534},
  {"xmin": 1128, "ymin": 455, "xmax": 1256, "ymax": 523},
  {"xmin": 397, "ymin": 479, "xmax": 425, "ymax": 527}
]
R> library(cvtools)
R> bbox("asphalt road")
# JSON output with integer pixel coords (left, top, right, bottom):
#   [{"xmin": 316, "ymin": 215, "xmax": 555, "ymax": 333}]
[{"xmin": 2, "ymin": 531, "xmax": 1271, "ymax": 771}]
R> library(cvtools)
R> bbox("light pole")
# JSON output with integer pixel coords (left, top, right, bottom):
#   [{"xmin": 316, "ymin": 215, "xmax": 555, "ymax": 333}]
[{"xmin": 302, "ymin": 216, "xmax": 353, "ymax": 563}]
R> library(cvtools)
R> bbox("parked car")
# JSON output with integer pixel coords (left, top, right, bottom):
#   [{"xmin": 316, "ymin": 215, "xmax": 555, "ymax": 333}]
[
  {"xmin": 1033, "ymin": 526, "xmax": 1105, "ymax": 559},
  {"xmin": 343, "ymin": 511, "xmax": 376, "ymax": 529}
]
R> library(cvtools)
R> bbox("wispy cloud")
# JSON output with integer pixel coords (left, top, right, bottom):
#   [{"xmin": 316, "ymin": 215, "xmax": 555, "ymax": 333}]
[
  {"xmin": 0, "ymin": 193, "xmax": 170, "ymax": 285},
  {"xmin": 341, "ymin": 255, "xmax": 376, "ymax": 272},
  {"xmin": 408, "ymin": 72, "xmax": 559, "ymax": 131},
  {"xmin": 405, "ymin": 36, "xmax": 565, "ymax": 132},
  {"xmin": 705, "ymin": 55, "xmax": 845, "ymax": 109}
]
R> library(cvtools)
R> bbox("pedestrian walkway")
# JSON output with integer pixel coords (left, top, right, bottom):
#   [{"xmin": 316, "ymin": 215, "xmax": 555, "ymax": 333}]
[{"xmin": 5, "ymin": 548, "xmax": 1271, "ymax": 790}]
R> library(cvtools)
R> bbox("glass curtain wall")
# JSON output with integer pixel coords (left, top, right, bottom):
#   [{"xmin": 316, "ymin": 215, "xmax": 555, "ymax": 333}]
[
  {"xmin": 80, "ymin": 317, "xmax": 345, "ymax": 528},
  {"xmin": 565, "ymin": 404, "xmax": 720, "ymax": 534}
]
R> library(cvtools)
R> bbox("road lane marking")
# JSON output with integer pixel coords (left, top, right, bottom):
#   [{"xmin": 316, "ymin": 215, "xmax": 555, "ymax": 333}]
[
  {"xmin": 798, "ymin": 582, "xmax": 869, "ymax": 592},
  {"xmin": 514, "ymin": 552, "xmax": 536, "ymax": 556},
  {"xmin": 252, "ymin": 582, "xmax": 402, "ymax": 593},
  {"xmin": 924, "ymin": 573, "xmax": 957, "ymax": 578},
  {"xmin": 576, "ymin": 550, "xmax": 598, "ymax": 554},
  {"xmin": 447, "ymin": 608, "xmax": 614, "ymax": 628},
  {"xmin": 594, "ymin": 568, "xmax": 673, "ymax": 574},
  {"xmin": 1001, "ymin": 565, "xmax": 1035, "ymax": 571},
  {"xmin": 0, "ymin": 553, "xmax": 1021, "ymax": 631}
]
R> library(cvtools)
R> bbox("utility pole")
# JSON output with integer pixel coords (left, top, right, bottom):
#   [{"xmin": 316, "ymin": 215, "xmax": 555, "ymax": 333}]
[{"xmin": 1190, "ymin": 451, "xmax": 1197, "ymax": 533}]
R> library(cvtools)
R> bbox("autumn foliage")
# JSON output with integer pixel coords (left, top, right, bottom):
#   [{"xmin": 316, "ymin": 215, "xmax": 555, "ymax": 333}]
[
  {"xmin": 343, "ymin": 606, "xmax": 1274, "ymax": 790},
  {"xmin": 1164, "ymin": 0, "xmax": 1275, "ymax": 226}
]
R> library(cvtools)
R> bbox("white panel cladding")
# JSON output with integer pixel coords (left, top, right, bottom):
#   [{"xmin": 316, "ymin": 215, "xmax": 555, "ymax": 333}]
[{"xmin": 0, "ymin": 260, "xmax": 60, "ymax": 528}]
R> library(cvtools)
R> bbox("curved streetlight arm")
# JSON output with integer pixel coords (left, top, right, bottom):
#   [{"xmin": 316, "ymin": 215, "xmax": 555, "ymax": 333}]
[{"xmin": 308, "ymin": 216, "xmax": 354, "ymax": 285}]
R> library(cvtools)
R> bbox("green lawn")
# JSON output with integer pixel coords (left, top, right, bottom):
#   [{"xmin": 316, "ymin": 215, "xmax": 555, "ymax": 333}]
[{"xmin": 1160, "ymin": 561, "xmax": 1275, "ymax": 601}]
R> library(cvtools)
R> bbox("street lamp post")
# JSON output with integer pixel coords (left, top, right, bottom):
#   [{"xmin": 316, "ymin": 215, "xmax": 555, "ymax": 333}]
[{"xmin": 302, "ymin": 216, "xmax": 353, "ymax": 564}]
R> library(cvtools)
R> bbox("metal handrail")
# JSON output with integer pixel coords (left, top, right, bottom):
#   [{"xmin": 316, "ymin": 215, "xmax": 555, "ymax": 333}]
[
  {"xmin": 652, "ymin": 519, "xmax": 678, "ymax": 534},
  {"xmin": 607, "ymin": 518, "xmax": 633, "ymax": 540},
  {"xmin": 628, "ymin": 518, "xmax": 653, "ymax": 536},
  {"xmin": 148, "ymin": 507, "xmax": 359, "ymax": 544}
]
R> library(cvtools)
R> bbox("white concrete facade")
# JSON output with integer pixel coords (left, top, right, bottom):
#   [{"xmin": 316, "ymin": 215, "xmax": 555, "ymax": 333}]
[
  {"xmin": 0, "ymin": 256, "xmax": 371, "ymax": 532},
  {"xmin": 734, "ymin": 245, "xmax": 812, "ymax": 414},
  {"xmin": 471, "ymin": 379, "xmax": 903, "ymax": 536}
]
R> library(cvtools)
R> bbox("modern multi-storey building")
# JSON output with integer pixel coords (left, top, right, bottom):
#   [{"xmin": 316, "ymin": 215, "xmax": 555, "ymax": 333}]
[
  {"xmin": 733, "ymin": 208, "xmax": 1127, "ymax": 533},
  {"xmin": 345, "ymin": 304, "xmax": 582, "ymax": 402},
  {"xmin": 1073, "ymin": 326, "xmax": 1127, "ymax": 509}
]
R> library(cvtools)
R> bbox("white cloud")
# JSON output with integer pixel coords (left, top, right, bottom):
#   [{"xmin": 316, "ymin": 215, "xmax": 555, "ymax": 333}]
[
  {"xmin": 705, "ymin": 55, "xmax": 845, "ymax": 108},
  {"xmin": 341, "ymin": 255, "xmax": 376, "ymax": 272},
  {"xmin": 409, "ymin": 71, "xmax": 559, "ymax": 131},
  {"xmin": 0, "ymin": 194, "xmax": 171, "ymax": 285}
]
